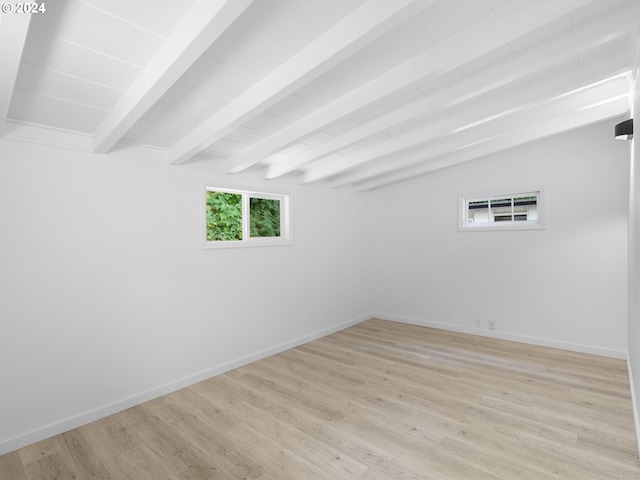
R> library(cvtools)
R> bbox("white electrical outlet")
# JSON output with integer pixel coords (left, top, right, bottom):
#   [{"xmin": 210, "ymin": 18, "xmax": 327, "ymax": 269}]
[
  {"xmin": 475, "ymin": 319, "xmax": 481, "ymax": 328},
  {"xmin": 489, "ymin": 320, "xmax": 496, "ymax": 330}
]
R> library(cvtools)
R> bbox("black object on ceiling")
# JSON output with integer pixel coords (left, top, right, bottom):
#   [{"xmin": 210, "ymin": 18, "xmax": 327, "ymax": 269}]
[{"xmin": 615, "ymin": 118, "xmax": 633, "ymax": 140}]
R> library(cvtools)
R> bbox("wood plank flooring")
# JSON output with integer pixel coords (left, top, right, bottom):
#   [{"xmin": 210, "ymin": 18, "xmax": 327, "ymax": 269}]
[{"xmin": 2, "ymin": 318, "xmax": 639, "ymax": 479}]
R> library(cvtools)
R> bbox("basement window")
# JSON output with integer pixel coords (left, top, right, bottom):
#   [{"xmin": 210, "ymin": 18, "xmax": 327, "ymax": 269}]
[
  {"xmin": 459, "ymin": 190, "xmax": 544, "ymax": 231},
  {"xmin": 204, "ymin": 188, "xmax": 292, "ymax": 248}
]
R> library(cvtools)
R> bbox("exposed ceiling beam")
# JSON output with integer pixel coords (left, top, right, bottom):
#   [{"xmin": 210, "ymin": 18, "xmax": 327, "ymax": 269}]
[
  {"xmin": 0, "ymin": 12, "xmax": 32, "ymax": 136},
  {"xmin": 169, "ymin": 0, "xmax": 436, "ymax": 167},
  {"xmin": 352, "ymin": 96, "xmax": 629, "ymax": 192},
  {"xmin": 92, "ymin": 0, "xmax": 254, "ymax": 154},
  {"xmin": 330, "ymin": 58, "xmax": 632, "ymax": 188},
  {"xmin": 267, "ymin": 6, "xmax": 640, "ymax": 179},
  {"xmin": 307, "ymin": 65, "xmax": 631, "ymax": 185},
  {"xmin": 225, "ymin": 0, "xmax": 599, "ymax": 175}
]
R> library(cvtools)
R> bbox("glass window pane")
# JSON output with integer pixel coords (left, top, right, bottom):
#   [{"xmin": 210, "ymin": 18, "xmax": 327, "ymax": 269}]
[
  {"xmin": 468, "ymin": 200, "xmax": 489, "ymax": 224},
  {"xmin": 514, "ymin": 196, "xmax": 537, "ymax": 206},
  {"xmin": 527, "ymin": 206, "xmax": 538, "ymax": 221},
  {"xmin": 462, "ymin": 192, "xmax": 541, "ymax": 230},
  {"xmin": 490, "ymin": 198, "xmax": 512, "ymax": 208},
  {"xmin": 490, "ymin": 198, "xmax": 512, "ymax": 222},
  {"xmin": 469, "ymin": 200, "xmax": 488, "ymax": 208},
  {"xmin": 206, "ymin": 191, "xmax": 243, "ymax": 241},
  {"xmin": 250, "ymin": 197, "xmax": 281, "ymax": 238}
]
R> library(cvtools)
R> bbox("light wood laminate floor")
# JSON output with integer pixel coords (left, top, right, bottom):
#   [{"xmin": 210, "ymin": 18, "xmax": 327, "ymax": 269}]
[{"xmin": 2, "ymin": 319, "xmax": 639, "ymax": 479}]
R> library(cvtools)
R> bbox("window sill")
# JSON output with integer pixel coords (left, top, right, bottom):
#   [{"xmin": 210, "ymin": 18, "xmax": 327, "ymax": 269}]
[
  {"xmin": 459, "ymin": 223, "xmax": 546, "ymax": 232},
  {"xmin": 202, "ymin": 239, "xmax": 294, "ymax": 249}
]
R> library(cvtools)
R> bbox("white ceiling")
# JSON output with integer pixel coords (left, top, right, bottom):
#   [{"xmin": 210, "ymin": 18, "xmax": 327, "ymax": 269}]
[{"xmin": 1, "ymin": 0, "xmax": 638, "ymax": 191}]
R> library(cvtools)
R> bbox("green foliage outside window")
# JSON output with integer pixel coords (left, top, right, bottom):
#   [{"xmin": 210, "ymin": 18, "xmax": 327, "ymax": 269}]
[
  {"xmin": 250, "ymin": 198, "xmax": 280, "ymax": 237},
  {"xmin": 206, "ymin": 191, "xmax": 242, "ymax": 241},
  {"xmin": 206, "ymin": 191, "xmax": 281, "ymax": 241}
]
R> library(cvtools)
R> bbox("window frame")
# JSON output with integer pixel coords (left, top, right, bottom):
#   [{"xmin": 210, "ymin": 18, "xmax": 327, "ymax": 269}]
[
  {"xmin": 459, "ymin": 189, "xmax": 545, "ymax": 232},
  {"xmin": 203, "ymin": 186, "xmax": 293, "ymax": 249}
]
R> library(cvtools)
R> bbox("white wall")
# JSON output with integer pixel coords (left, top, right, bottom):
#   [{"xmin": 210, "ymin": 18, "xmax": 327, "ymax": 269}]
[
  {"xmin": 0, "ymin": 139, "xmax": 372, "ymax": 454},
  {"xmin": 0, "ymin": 117, "xmax": 634, "ymax": 456},
  {"xmin": 628, "ymin": 62, "xmax": 640, "ymax": 455},
  {"xmin": 371, "ymin": 120, "xmax": 629, "ymax": 357}
]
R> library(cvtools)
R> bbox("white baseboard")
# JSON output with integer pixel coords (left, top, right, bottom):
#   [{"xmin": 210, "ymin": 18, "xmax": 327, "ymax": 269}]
[
  {"xmin": 0, "ymin": 313, "xmax": 371, "ymax": 457},
  {"xmin": 373, "ymin": 313, "xmax": 627, "ymax": 359},
  {"xmin": 627, "ymin": 357, "xmax": 640, "ymax": 460}
]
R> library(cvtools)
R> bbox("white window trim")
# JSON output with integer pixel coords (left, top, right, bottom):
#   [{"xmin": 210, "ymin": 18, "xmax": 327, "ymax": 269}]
[
  {"xmin": 203, "ymin": 187, "xmax": 293, "ymax": 249},
  {"xmin": 458, "ymin": 189, "xmax": 545, "ymax": 232}
]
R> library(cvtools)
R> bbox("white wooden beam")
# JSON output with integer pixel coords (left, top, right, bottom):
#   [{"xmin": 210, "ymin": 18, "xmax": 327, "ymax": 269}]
[
  {"xmin": 92, "ymin": 0, "xmax": 254, "ymax": 154},
  {"xmin": 321, "ymin": 60, "xmax": 632, "ymax": 187},
  {"xmin": 268, "ymin": 5, "xmax": 640, "ymax": 179},
  {"xmin": 352, "ymin": 96, "xmax": 629, "ymax": 192},
  {"xmin": 226, "ymin": 0, "xmax": 599, "ymax": 175},
  {"xmin": 302, "ymin": 76, "xmax": 628, "ymax": 184},
  {"xmin": 0, "ymin": 12, "xmax": 32, "ymax": 135},
  {"xmin": 330, "ymin": 59, "xmax": 632, "ymax": 188},
  {"xmin": 168, "ymin": 0, "xmax": 435, "ymax": 167}
]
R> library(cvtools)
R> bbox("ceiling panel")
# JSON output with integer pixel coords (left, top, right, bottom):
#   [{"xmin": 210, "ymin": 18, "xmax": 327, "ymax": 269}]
[
  {"xmin": 202, "ymin": 24, "xmax": 291, "ymax": 79},
  {"xmin": 159, "ymin": 81, "xmax": 230, "ymax": 116},
  {"xmin": 243, "ymin": 111, "xmax": 292, "ymax": 136},
  {"xmin": 142, "ymin": 101, "xmax": 209, "ymax": 131},
  {"xmin": 348, "ymin": 104, "xmax": 390, "ymax": 124},
  {"xmin": 571, "ymin": 0, "xmax": 632, "ymax": 26},
  {"xmin": 179, "ymin": 55, "xmax": 259, "ymax": 99},
  {"xmin": 357, "ymin": 132, "xmax": 395, "ymax": 147},
  {"xmin": 4, "ymin": 0, "xmax": 638, "ymax": 190},
  {"xmin": 458, "ymin": 44, "xmax": 514, "ymax": 77},
  {"xmin": 327, "ymin": 50, "xmax": 395, "ymax": 91},
  {"xmin": 297, "ymin": 0, "xmax": 368, "ymax": 24},
  {"xmin": 578, "ymin": 36, "xmax": 630, "ymax": 65},
  {"xmin": 508, "ymin": 14, "xmax": 574, "ymax": 53},
  {"xmin": 21, "ymin": 29, "xmax": 141, "ymax": 91},
  {"xmin": 14, "ymin": 62, "xmax": 121, "ymax": 110},
  {"xmin": 379, "ymin": 88, "xmax": 426, "ymax": 111},
  {"xmin": 481, "ymin": 76, "xmax": 534, "ymax": 101},
  {"xmin": 357, "ymin": 17, "xmax": 436, "ymax": 69},
  {"xmin": 415, "ymin": 69, "xmax": 466, "ymax": 95},
  {"xmin": 124, "ymin": 118, "xmax": 190, "ymax": 146},
  {"xmin": 9, "ymin": 87, "xmax": 108, "ymax": 127},
  {"xmin": 293, "ymin": 73, "xmax": 353, "ymax": 106},
  {"xmin": 322, "ymin": 117, "xmax": 361, "ymax": 136},
  {"xmin": 487, "ymin": 0, "xmax": 517, "ymax": 10},
  {"xmin": 119, "ymin": 132, "xmax": 173, "ymax": 150},
  {"xmin": 336, "ymin": 144, "xmax": 366, "ymax": 156},
  {"xmin": 235, "ymin": 0, "xmax": 332, "ymax": 55},
  {"xmin": 81, "ymin": 0, "xmax": 198, "ymax": 37},
  {"xmin": 278, "ymin": 142, "xmax": 313, "ymax": 157},
  {"xmin": 201, "ymin": 138, "xmax": 248, "ymax": 159},
  {"xmin": 30, "ymin": 0, "xmax": 164, "ymax": 66},
  {"xmin": 415, "ymin": 0, "xmax": 493, "ymax": 43},
  {"xmin": 265, "ymin": 94, "xmax": 317, "ymax": 121},
  {"xmin": 7, "ymin": 108, "xmax": 96, "ymax": 134},
  {"xmin": 220, "ymin": 125, "xmax": 269, "ymax": 147},
  {"xmin": 299, "ymin": 131, "xmax": 335, "ymax": 147}
]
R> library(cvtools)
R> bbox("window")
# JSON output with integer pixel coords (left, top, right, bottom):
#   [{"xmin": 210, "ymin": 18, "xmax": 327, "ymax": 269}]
[
  {"xmin": 205, "ymin": 188, "xmax": 292, "ymax": 247},
  {"xmin": 460, "ymin": 190, "xmax": 543, "ymax": 231}
]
